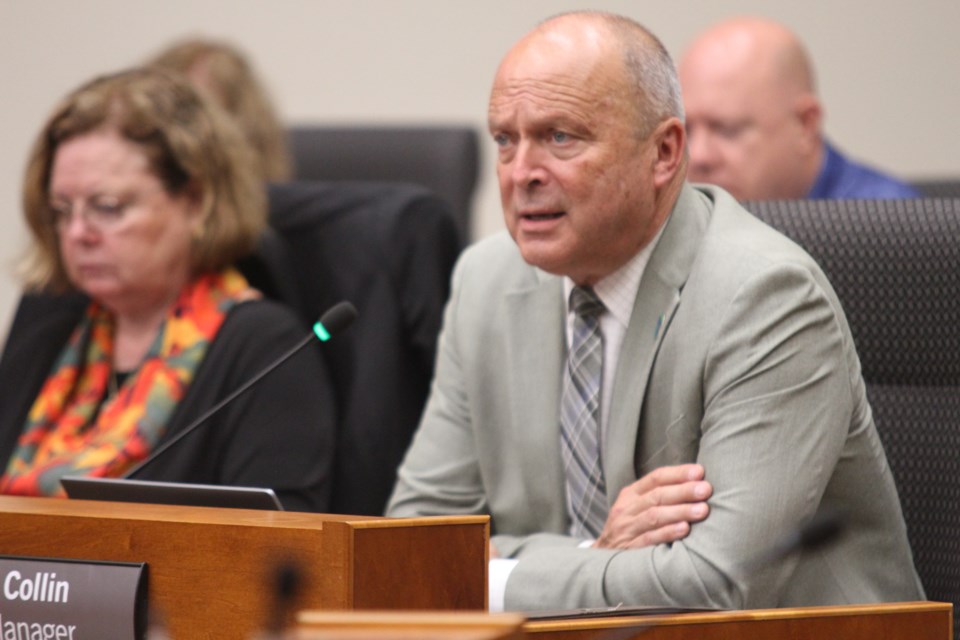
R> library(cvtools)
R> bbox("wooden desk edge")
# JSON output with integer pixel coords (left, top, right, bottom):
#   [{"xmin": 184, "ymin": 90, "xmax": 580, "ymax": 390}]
[
  {"xmin": 298, "ymin": 611, "xmax": 525, "ymax": 628},
  {"xmin": 524, "ymin": 601, "xmax": 952, "ymax": 633},
  {"xmin": 348, "ymin": 515, "xmax": 490, "ymax": 529},
  {"xmin": 0, "ymin": 496, "xmax": 488, "ymax": 530}
]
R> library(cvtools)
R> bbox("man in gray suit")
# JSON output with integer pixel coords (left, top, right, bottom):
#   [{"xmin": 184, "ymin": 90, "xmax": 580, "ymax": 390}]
[{"xmin": 387, "ymin": 11, "xmax": 923, "ymax": 611}]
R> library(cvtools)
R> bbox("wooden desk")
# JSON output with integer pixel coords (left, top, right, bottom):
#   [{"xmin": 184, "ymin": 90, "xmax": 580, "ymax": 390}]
[
  {"xmin": 0, "ymin": 496, "xmax": 488, "ymax": 639},
  {"xmin": 295, "ymin": 611, "xmax": 526, "ymax": 640},
  {"xmin": 524, "ymin": 601, "xmax": 952, "ymax": 640}
]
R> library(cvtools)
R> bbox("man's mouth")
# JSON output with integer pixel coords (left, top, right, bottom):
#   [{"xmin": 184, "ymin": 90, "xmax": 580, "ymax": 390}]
[{"xmin": 521, "ymin": 211, "xmax": 564, "ymax": 221}]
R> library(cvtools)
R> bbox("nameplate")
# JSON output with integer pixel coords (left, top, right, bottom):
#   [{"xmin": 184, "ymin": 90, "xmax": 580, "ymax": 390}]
[{"xmin": 0, "ymin": 556, "xmax": 147, "ymax": 640}]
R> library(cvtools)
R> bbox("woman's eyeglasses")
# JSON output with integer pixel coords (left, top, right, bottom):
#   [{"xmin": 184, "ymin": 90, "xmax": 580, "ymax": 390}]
[{"xmin": 47, "ymin": 193, "xmax": 140, "ymax": 233}]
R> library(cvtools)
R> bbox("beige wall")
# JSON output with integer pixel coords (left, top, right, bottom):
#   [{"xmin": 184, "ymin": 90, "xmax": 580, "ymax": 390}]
[{"xmin": 2, "ymin": 0, "xmax": 958, "ymax": 340}]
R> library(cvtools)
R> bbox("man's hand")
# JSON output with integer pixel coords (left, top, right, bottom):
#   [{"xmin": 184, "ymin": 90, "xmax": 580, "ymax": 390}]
[{"xmin": 594, "ymin": 463, "xmax": 712, "ymax": 549}]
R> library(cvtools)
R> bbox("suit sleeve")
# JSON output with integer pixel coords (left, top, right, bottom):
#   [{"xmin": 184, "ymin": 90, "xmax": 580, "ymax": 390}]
[
  {"xmin": 504, "ymin": 263, "xmax": 853, "ymax": 610},
  {"xmin": 386, "ymin": 253, "xmax": 490, "ymax": 517}
]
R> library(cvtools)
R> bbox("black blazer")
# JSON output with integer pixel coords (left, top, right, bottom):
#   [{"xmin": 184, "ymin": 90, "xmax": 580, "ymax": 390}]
[
  {"xmin": 267, "ymin": 181, "xmax": 461, "ymax": 515},
  {"xmin": 0, "ymin": 292, "xmax": 336, "ymax": 512}
]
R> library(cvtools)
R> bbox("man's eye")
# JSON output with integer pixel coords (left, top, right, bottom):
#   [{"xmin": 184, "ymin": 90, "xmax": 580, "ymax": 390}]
[
  {"xmin": 551, "ymin": 131, "xmax": 570, "ymax": 143},
  {"xmin": 715, "ymin": 123, "xmax": 748, "ymax": 140},
  {"xmin": 493, "ymin": 133, "xmax": 511, "ymax": 147}
]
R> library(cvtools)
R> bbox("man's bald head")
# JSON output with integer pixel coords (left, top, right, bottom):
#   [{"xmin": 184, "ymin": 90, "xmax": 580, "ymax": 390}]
[
  {"xmin": 513, "ymin": 11, "xmax": 685, "ymax": 138},
  {"xmin": 679, "ymin": 17, "xmax": 823, "ymax": 200},
  {"xmin": 685, "ymin": 17, "xmax": 816, "ymax": 96},
  {"xmin": 488, "ymin": 11, "xmax": 687, "ymax": 284}
]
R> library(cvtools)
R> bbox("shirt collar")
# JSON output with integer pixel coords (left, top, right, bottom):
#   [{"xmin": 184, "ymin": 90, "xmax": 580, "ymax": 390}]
[{"xmin": 563, "ymin": 224, "xmax": 666, "ymax": 330}]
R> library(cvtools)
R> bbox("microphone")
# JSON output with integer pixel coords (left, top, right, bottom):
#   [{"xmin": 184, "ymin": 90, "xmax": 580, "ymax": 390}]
[
  {"xmin": 259, "ymin": 559, "xmax": 304, "ymax": 639},
  {"xmin": 123, "ymin": 301, "xmax": 358, "ymax": 479}
]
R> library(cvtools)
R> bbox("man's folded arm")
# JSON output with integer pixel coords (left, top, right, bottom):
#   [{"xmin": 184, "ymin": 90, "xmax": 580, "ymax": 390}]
[{"xmin": 504, "ymin": 264, "xmax": 852, "ymax": 611}]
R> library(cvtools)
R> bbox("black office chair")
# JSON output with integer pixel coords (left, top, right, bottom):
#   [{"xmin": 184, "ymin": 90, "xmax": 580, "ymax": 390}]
[
  {"xmin": 287, "ymin": 125, "xmax": 480, "ymax": 242},
  {"xmin": 234, "ymin": 226, "xmax": 304, "ymax": 312},
  {"xmin": 743, "ymin": 198, "xmax": 960, "ymax": 638},
  {"xmin": 909, "ymin": 178, "xmax": 960, "ymax": 199},
  {"xmin": 266, "ymin": 180, "xmax": 462, "ymax": 516}
]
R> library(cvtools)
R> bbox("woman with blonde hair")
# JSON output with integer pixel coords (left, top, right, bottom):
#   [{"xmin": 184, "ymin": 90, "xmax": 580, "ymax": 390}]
[
  {"xmin": 149, "ymin": 37, "xmax": 293, "ymax": 182},
  {"xmin": 0, "ymin": 67, "xmax": 333, "ymax": 511}
]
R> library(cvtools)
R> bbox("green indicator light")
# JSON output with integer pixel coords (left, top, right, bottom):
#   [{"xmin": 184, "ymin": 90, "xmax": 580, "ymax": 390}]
[{"xmin": 313, "ymin": 322, "xmax": 331, "ymax": 342}]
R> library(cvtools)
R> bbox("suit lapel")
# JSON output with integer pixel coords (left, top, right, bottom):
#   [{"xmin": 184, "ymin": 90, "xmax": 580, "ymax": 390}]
[
  {"xmin": 603, "ymin": 185, "xmax": 713, "ymax": 495},
  {"xmin": 505, "ymin": 270, "xmax": 567, "ymax": 521}
]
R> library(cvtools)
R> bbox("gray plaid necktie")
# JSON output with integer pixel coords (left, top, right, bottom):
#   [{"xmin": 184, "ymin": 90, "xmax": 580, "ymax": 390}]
[{"xmin": 560, "ymin": 285, "xmax": 607, "ymax": 539}]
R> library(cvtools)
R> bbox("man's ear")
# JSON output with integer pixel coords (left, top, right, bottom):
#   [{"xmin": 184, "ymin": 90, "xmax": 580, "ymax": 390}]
[
  {"xmin": 795, "ymin": 94, "xmax": 823, "ymax": 153},
  {"xmin": 652, "ymin": 117, "xmax": 686, "ymax": 188}
]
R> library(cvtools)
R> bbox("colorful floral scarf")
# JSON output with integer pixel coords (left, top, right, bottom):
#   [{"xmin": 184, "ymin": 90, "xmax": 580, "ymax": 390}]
[{"xmin": 0, "ymin": 268, "xmax": 258, "ymax": 497}]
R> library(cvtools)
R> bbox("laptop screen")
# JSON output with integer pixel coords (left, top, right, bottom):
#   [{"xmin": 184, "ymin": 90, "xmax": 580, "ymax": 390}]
[{"xmin": 60, "ymin": 476, "xmax": 285, "ymax": 511}]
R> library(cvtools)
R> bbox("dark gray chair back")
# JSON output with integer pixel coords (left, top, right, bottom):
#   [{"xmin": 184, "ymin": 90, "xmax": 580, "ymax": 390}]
[
  {"xmin": 266, "ymin": 180, "xmax": 462, "ymax": 516},
  {"xmin": 287, "ymin": 125, "xmax": 480, "ymax": 241},
  {"xmin": 910, "ymin": 178, "xmax": 960, "ymax": 199},
  {"xmin": 743, "ymin": 198, "xmax": 960, "ymax": 637}
]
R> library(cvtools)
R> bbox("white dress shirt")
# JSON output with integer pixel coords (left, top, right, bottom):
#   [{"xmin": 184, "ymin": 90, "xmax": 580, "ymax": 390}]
[{"xmin": 489, "ymin": 227, "xmax": 665, "ymax": 611}]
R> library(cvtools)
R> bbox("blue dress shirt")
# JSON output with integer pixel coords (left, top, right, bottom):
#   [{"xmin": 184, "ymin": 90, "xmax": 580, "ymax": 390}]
[{"xmin": 808, "ymin": 141, "xmax": 920, "ymax": 199}]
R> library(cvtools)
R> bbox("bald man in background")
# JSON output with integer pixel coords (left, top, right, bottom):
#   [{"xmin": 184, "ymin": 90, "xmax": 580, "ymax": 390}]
[{"xmin": 679, "ymin": 17, "xmax": 918, "ymax": 201}]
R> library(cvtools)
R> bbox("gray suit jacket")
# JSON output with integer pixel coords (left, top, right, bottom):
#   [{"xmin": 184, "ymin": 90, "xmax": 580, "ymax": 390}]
[{"xmin": 387, "ymin": 184, "xmax": 923, "ymax": 610}]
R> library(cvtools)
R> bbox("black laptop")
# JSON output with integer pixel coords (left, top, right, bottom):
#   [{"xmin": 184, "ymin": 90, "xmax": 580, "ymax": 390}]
[{"xmin": 60, "ymin": 476, "xmax": 284, "ymax": 511}]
